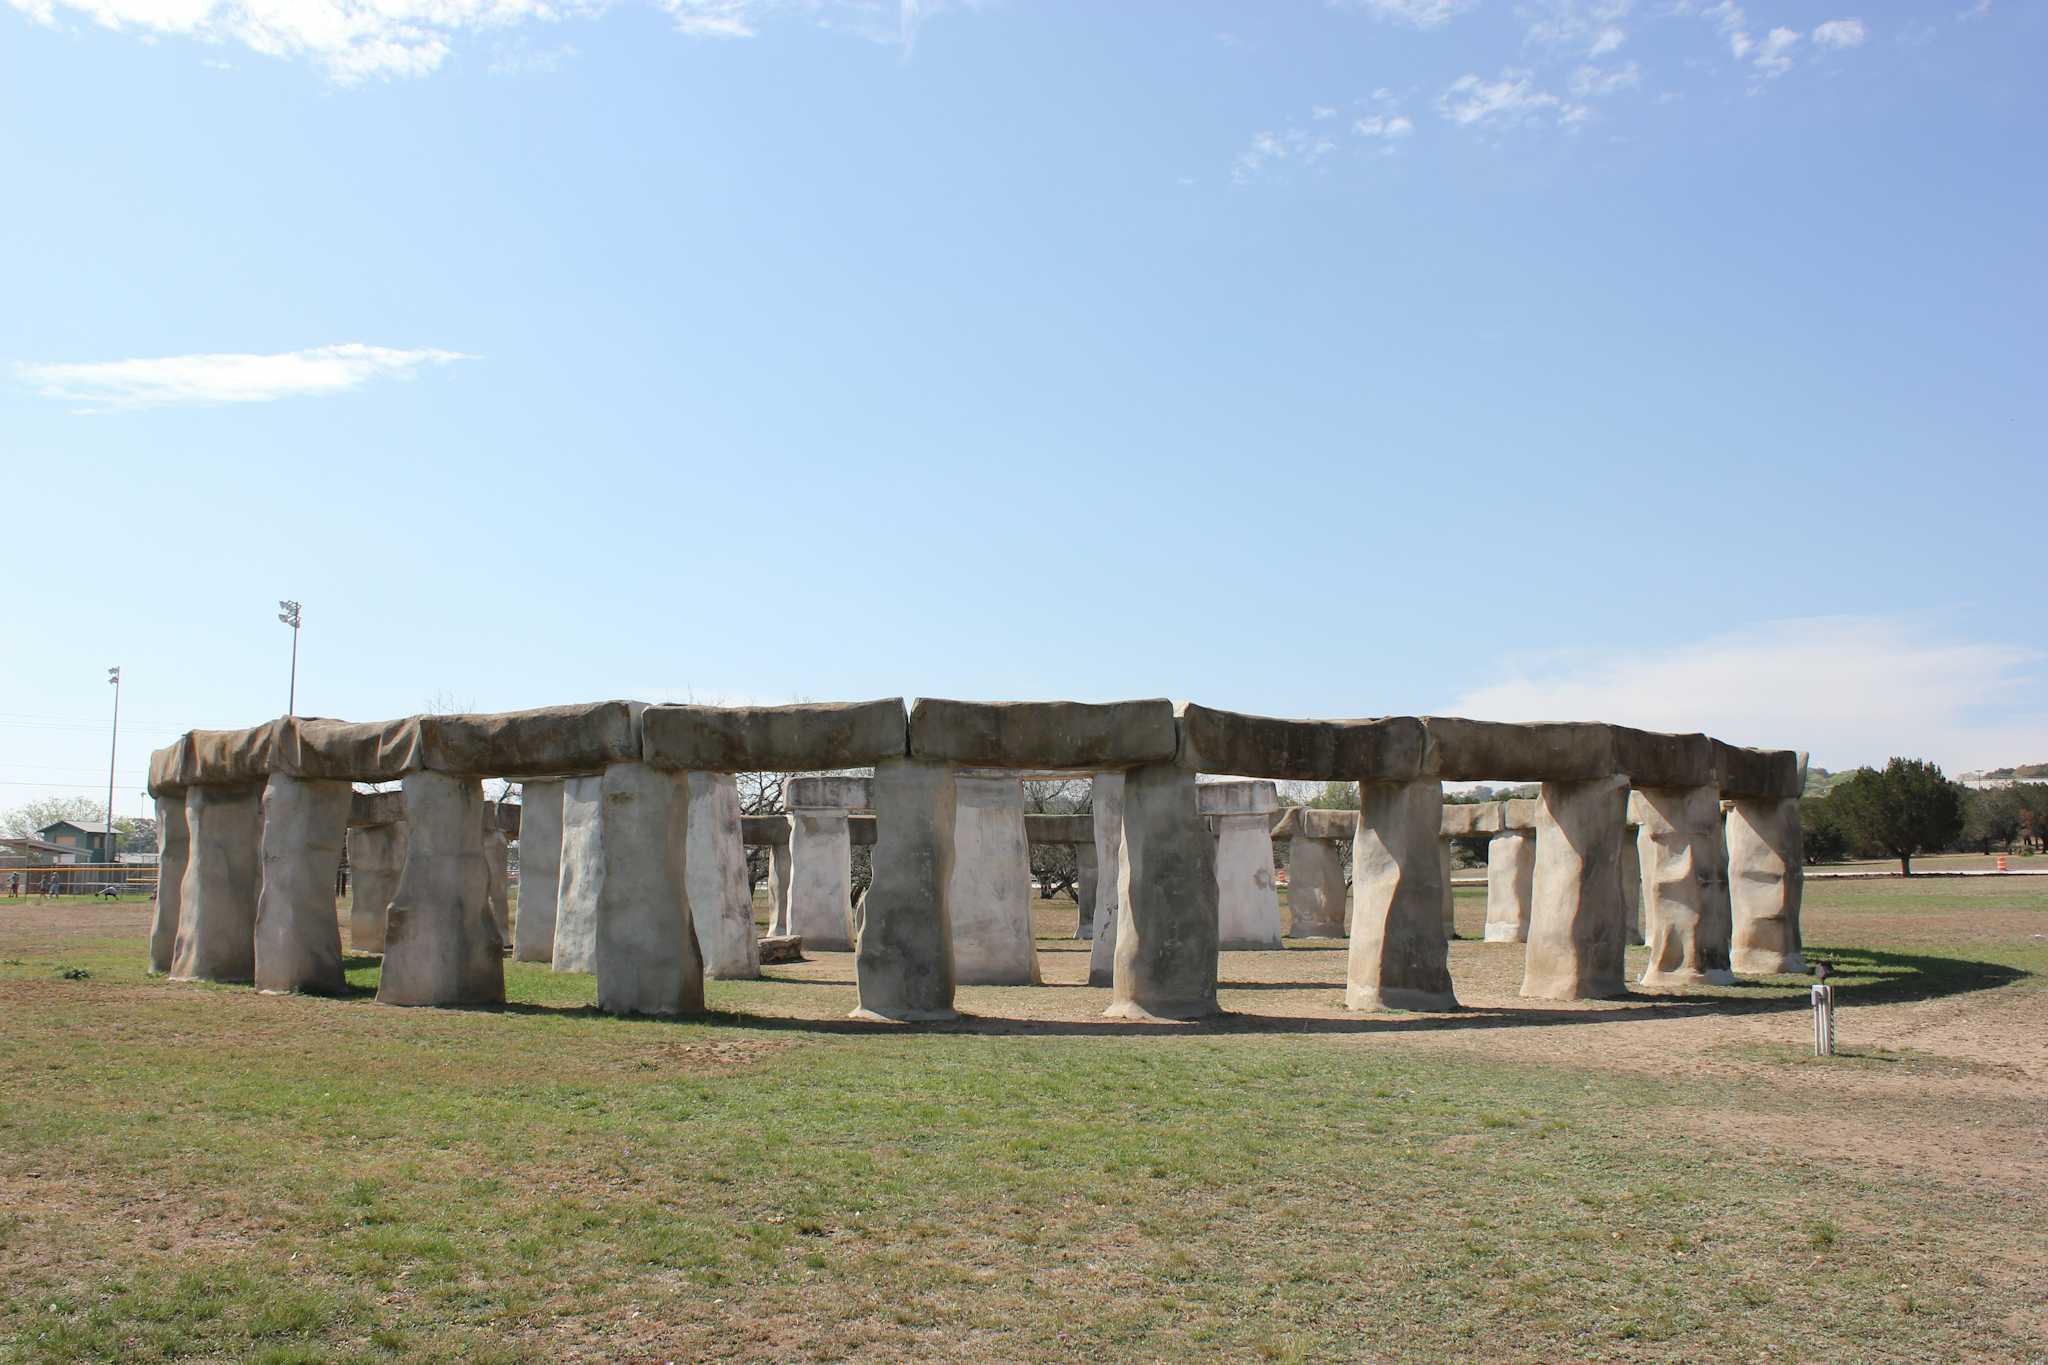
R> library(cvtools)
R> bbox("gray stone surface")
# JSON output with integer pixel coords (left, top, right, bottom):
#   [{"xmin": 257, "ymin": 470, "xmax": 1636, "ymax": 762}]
[
  {"xmin": 170, "ymin": 783, "xmax": 263, "ymax": 984},
  {"xmin": 1075, "ymin": 840, "xmax": 1098, "ymax": 938},
  {"xmin": 767, "ymin": 834, "xmax": 793, "ymax": 937},
  {"xmin": 1346, "ymin": 778, "xmax": 1457, "ymax": 1011},
  {"xmin": 1482, "ymin": 830, "xmax": 1534, "ymax": 943},
  {"xmin": 253, "ymin": 773, "xmax": 351, "ymax": 995},
  {"xmin": 740, "ymin": 814, "xmax": 792, "ymax": 846},
  {"xmin": 593, "ymin": 762, "xmax": 703, "ymax": 1016},
  {"xmin": 686, "ymin": 771, "xmax": 761, "ymax": 980},
  {"xmin": 1522, "ymin": 777, "xmax": 1629, "ymax": 1000},
  {"xmin": 1726, "ymin": 797, "xmax": 1806, "ymax": 975},
  {"xmin": 909, "ymin": 697, "xmax": 1178, "ymax": 771},
  {"xmin": 1713, "ymin": 741, "xmax": 1802, "ymax": 801},
  {"xmin": 418, "ymin": 702, "xmax": 640, "ymax": 778},
  {"xmin": 1620, "ymin": 822, "xmax": 1644, "ymax": 946},
  {"xmin": 1424, "ymin": 718, "xmax": 1613, "ymax": 783},
  {"xmin": 347, "ymin": 821, "xmax": 406, "ymax": 954},
  {"xmin": 483, "ymin": 828, "xmax": 511, "ymax": 948},
  {"xmin": 1176, "ymin": 705, "xmax": 1432, "ymax": 783},
  {"xmin": 1503, "ymin": 798, "xmax": 1538, "ymax": 831},
  {"xmin": 1286, "ymin": 835, "xmax": 1347, "ymax": 938},
  {"xmin": 1087, "ymin": 772, "xmax": 1125, "ymax": 988},
  {"xmin": 785, "ymin": 776, "xmax": 874, "ymax": 811},
  {"xmin": 348, "ymin": 789, "xmax": 406, "ymax": 828},
  {"xmin": 1196, "ymin": 780, "xmax": 1280, "ymax": 818},
  {"xmin": 377, "ymin": 771, "xmax": 505, "ymax": 1007},
  {"xmin": 512, "ymin": 779, "xmax": 564, "ymax": 963},
  {"xmin": 1633, "ymin": 786, "xmax": 1736, "ymax": 988},
  {"xmin": 1438, "ymin": 838, "xmax": 1456, "ymax": 939},
  {"xmin": 1440, "ymin": 802, "xmax": 1506, "ymax": 836},
  {"xmin": 854, "ymin": 758, "xmax": 959, "ymax": 1021},
  {"xmin": 1024, "ymin": 813, "xmax": 1094, "ymax": 844},
  {"xmin": 1208, "ymin": 780, "xmax": 1283, "ymax": 950},
  {"xmin": 1107, "ymin": 763, "xmax": 1219, "ymax": 1020},
  {"xmin": 551, "ymin": 774, "xmax": 605, "ymax": 974},
  {"xmin": 947, "ymin": 774, "xmax": 1039, "ymax": 985},
  {"xmin": 148, "ymin": 793, "xmax": 188, "ymax": 974},
  {"xmin": 788, "ymin": 808, "xmax": 856, "ymax": 952},
  {"xmin": 642, "ymin": 698, "xmax": 908, "ymax": 773}
]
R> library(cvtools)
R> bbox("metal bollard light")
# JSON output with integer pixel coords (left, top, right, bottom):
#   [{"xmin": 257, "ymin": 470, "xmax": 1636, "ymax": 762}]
[{"xmin": 1811, "ymin": 982, "xmax": 1836, "ymax": 1056}]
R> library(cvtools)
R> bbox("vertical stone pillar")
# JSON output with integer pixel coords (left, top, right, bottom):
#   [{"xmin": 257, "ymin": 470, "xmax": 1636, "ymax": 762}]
[
  {"xmin": 1619, "ymin": 818, "xmax": 1645, "ymax": 946},
  {"xmin": 347, "ymin": 820, "xmax": 406, "ymax": 954},
  {"xmin": 551, "ymin": 774, "xmax": 605, "ymax": 974},
  {"xmin": 513, "ymin": 779, "xmax": 564, "ymax": 963},
  {"xmin": 594, "ymin": 761, "xmax": 702, "ymax": 1016},
  {"xmin": 1075, "ymin": 840, "xmax": 1098, "ymax": 939},
  {"xmin": 767, "ymin": 832, "xmax": 793, "ymax": 937},
  {"xmin": 170, "ymin": 783, "xmax": 263, "ymax": 984},
  {"xmin": 1107, "ymin": 763, "xmax": 1218, "ymax": 1020},
  {"xmin": 148, "ymin": 792, "xmax": 189, "ymax": 974},
  {"xmin": 948, "ymin": 773, "xmax": 1039, "ymax": 985},
  {"xmin": 788, "ymin": 808, "xmax": 856, "ymax": 952},
  {"xmin": 1726, "ymin": 797, "xmax": 1806, "ymax": 975},
  {"xmin": 1438, "ymin": 838, "xmax": 1457, "ymax": 940},
  {"xmin": 253, "ymin": 773, "xmax": 352, "ymax": 995},
  {"xmin": 1202, "ymin": 781, "xmax": 1282, "ymax": 950},
  {"xmin": 1346, "ymin": 778, "xmax": 1456, "ymax": 1012},
  {"xmin": 1633, "ymin": 786, "xmax": 1735, "ymax": 987},
  {"xmin": 1522, "ymin": 776, "xmax": 1628, "ymax": 1000},
  {"xmin": 854, "ymin": 758, "xmax": 958, "ymax": 1022},
  {"xmin": 1286, "ymin": 836, "xmax": 1348, "ymax": 938},
  {"xmin": 483, "ymin": 827, "xmax": 511, "ymax": 948},
  {"xmin": 686, "ymin": 771, "xmax": 760, "ymax": 980},
  {"xmin": 377, "ymin": 771, "xmax": 505, "ymax": 1007},
  {"xmin": 1482, "ymin": 830, "xmax": 1535, "ymax": 943},
  {"xmin": 1086, "ymin": 771, "xmax": 1125, "ymax": 988}
]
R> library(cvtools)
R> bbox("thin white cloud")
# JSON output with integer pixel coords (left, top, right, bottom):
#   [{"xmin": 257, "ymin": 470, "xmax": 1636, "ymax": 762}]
[
  {"xmin": 1588, "ymin": 24, "xmax": 1625, "ymax": 55},
  {"xmin": 1353, "ymin": 112, "xmax": 1416, "ymax": 139},
  {"xmin": 1811, "ymin": 17, "xmax": 1866, "ymax": 48},
  {"xmin": 1436, "ymin": 68, "xmax": 1572, "ymax": 128},
  {"xmin": 1331, "ymin": 0, "xmax": 1476, "ymax": 29},
  {"xmin": 1447, "ymin": 617, "xmax": 2048, "ymax": 775},
  {"xmin": 1523, "ymin": 0, "xmax": 1632, "ymax": 55},
  {"xmin": 1569, "ymin": 59, "xmax": 1639, "ymax": 96},
  {"xmin": 15, "ymin": 344, "xmax": 473, "ymax": 410},
  {"xmin": 1233, "ymin": 126, "xmax": 1339, "ymax": 182},
  {"xmin": 1753, "ymin": 25, "xmax": 1798, "ymax": 75}
]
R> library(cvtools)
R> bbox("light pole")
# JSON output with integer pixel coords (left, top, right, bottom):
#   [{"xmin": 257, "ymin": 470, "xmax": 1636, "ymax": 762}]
[
  {"xmin": 106, "ymin": 666, "xmax": 121, "ymax": 860},
  {"xmin": 278, "ymin": 600, "xmax": 302, "ymax": 716}
]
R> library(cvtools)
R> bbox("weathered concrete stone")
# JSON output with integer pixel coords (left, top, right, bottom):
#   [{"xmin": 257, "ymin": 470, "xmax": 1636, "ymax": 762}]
[
  {"xmin": 1438, "ymin": 838, "xmax": 1457, "ymax": 939},
  {"xmin": 377, "ymin": 772, "xmax": 505, "ymax": 1007},
  {"xmin": 1503, "ymin": 798, "xmax": 1538, "ymax": 831},
  {"xmin": 1346, "ymin": 779, "xmax": 1456, "ymax": 1011},
  {"xmin": 1425, "ymin": 718, "xmax": 1613, "ymax": 783},
  {"xmin": 1024, "ymin": 813, "xmax": 1094, "ymax": 844},
  {"xmin": 1177, "ymin": 705, "xmax": 1432, "ymax": 782},
  {"xmin": 1483, "ymin": 830, "xmax": 1534, "ymax": 943},
  {"xmin": 1620, "ymin": 824, "xmax": 1644, "ymax": 946},
  {"xmin": 148, "ymin": 793, "xmax": 188, "ymax": 974},
  {"xmin": 788, "ymin": 809, "xmax": 855, "ymax": 952},
  {"xmin": 1611, "ymin": 727, "xmax": 1716, "ymax": 790},
  {"xmin": 1201, "ymin": 781, "xmax": 1282, "ymax": 950},
  {"xmin": 1522, "ymin": 777, "xmax": 1629, "ymax": 1001},
  {"xmin": 740, "ymin": 814, "xmax": 792, "ymax": 846},
  {"xmin": 910, "ymin": 698, "xmax": 1177, "ymax": 771},
  {"xmin": 1107, "ymin": 763, "xmax": 1219, "ymax": 1020},
  {"xmin": 642, "ymin": 698, "xmax": 908, "ymax": 773},
  {"xmin": 418, "ymin": 702, "xmax": 639, "ymax": 779},
  {"xmin": 1713, "ymin": 741, "xmax": 1802, "ymax": 801},
  {"xmin": 1287, "ymin": 835, "xmax": 1347, "ymax": 938},
  {"xmin": 850, "ymin": 814, "xmax": 878, "ymax": 847},
  {"xmin": 686, "ymin": 771, "xmax": 761, "ymax": 980},
  {"xmin": 947, "ymin": 774, "xmax": 1039, "ymax": 985},
  {"xmin": 346, "ymin": 821, "xmax": 405, "ymax": 953},
  {"xmin": 170, "ymin": 783, "xmax": 263, "ymax": 984},
  {"xmin": 483, "ymin": 828, "xmax": 511, "ymax": 948},
  {"xmin": 1075, "ymin": 840, "xmax": 1098, "ymax": 938},
  {"xmin": 1440, "ymin": 802, "xmax": 1506, "ymax": 836},
  {"xmin": 594, "ymin": 762, "xmax": 703, "ymax": 1016},
  {"xmin": 512, "ymin": 779, "xmax": 564, "ymax": 963},
  {"xmin": 767, "ymin": 834, "xmax": 793, "ymax": 937},
  {"xmin": 349, "ymin": 789, "xmax": 407, "ymax": 828},
  {"xmin": 757, "ymin": 934, "xmax": 803, "ymax": 965},
  {"xmin": 1087, "ymin": 772, "xmax": 1125, "ymax": 987},
  {"xmin": 1726, "ymin": 797, "xmax": 1806, "ymax": 975},
  {"xmin": 1196, "ymin": 780, "xmax": 1280, "ymax": 819},
  {"xmin": 1633, "ymin": 786, "xmax": 1735, "ymax": 988},
  {"xmin": 253, "ymin": 773, "xmax": 351, "ymax": 994},
  {"xmin": 784, "ymin": 776, "xmax": 873, "ymax": 811},
  {"xmin": 551, "ymin": 774, "xmax": 604, "ymax": 974},
  {"xmin": 854, "ymin": 758, "xmax": 958, "ymax": 1022}
]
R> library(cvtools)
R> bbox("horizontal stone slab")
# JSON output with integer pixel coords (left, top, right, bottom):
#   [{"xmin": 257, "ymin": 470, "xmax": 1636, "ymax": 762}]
[
  {"xmin": 1024, "ymin": 814, "xmax": 1095, "ymax": 844},
  {"xmin": 740, "ymin": 814, "xmax": 791, "ymax": 846},
  {"xmin": 785, "ymin": 775, "xmax": 874, "ymax": 810},
  {"xmin": 1504, "ymin": 797, "xmax": 1539, "ymax": 830},
  {"xmin": 850, "ymin": 814, "xmax": 877, "ymax": 846},
  {"xmin": 1422, "ymin": 718, "xmax": 1616, "ymax": 783},
  {"xmin": 1441, "ymin": 801, "xmax": 1506, "ymax": 836},
  {"xmin": 1196, "ymin": 780, "xmax": 1279, "ymax": 817},
  {"xmin": 1176, "ymin": 705, "xmax": 1432, "ymax": 782},
  {"xmin": 416, "ymin": 702, "xmax": 641, "ymax": 777},
  {"xmin": 1611, "ymin": 727, "xmax": 1717, "ymax": 789},
  {"xmin": 1714, "ymin": 741, "xmax": 1802, "ymax": 800},
  {"xmin": 348, "ymin": 790, "xmax": 406, "ymax": 827},
  {"xmin": 278, "ymin": 717, "xmax": 428, "ymax": 782},
  {"xmin": 642, "ymin": 699, "xmax": 908, "ymax": 773},
  {"xmin": 908, "ymin": 698, "xmax": 1177, "ymax": 771},
  {"xmin": 1273, "ymin": 807, "xmax": 1359, "ymax": 840}
]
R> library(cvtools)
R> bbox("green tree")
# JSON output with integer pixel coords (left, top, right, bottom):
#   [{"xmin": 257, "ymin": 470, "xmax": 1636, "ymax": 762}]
[
  {"xmin": 1961, "ymin": 786, "xmax": 2023, "ymax": 855},
  {"xmin": 1800, "ymin": 794, "xmax": 1851, "ymax": 864},
  {"xmin": 1829, "ymin": 759, "xmax": 1965, "ymax": 875},
  {"xmin": 2, "ymin": 797, "xmax": 107, "ymax": 841}
]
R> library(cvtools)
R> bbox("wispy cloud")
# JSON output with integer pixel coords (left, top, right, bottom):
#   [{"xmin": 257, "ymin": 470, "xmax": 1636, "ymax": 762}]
[
  {"xmin": 16, "ymin": 344, "xmax": 473, "ymax": 410},
  {"xmin": 1233, "ymin": 126, "xmax": 1339, "ymax": 183},
  {"xmin": 1569, "ymin": 59, "xmax": 1639, "ymax": 97},
  {"xmin": 1436, "ymin": 68, "xmax": 1583, "ymax": 128},
  {"xmin": 1353, "ymin": 112, "xmax": 1416, "ymax": 139},
  {"xmin": 1811, "ymin": 17, "xmax": 1866, "ymax": 49},
  {"xmin": 1331, "ymin": 0, "xmax": 1476, "ymax": 29},
  {"xmin": 1523, "ymin": 0, "xmax": 1633, "ymax": 55},
  {"xmin": 1448, "ymin": 616, "xmax": 2048, "ymax": 774}
]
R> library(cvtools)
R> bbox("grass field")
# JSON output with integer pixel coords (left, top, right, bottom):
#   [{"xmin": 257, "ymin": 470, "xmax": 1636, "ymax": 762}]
[{"xmin": 2, "ymin": 881, "xmax": 2043, "ymax": 1362}]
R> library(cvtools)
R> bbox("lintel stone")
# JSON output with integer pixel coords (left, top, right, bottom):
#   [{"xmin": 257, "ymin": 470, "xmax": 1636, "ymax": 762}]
[
  {"xmin": 908, "ymin": 697, "xmax": 1177, "ymax": 771},
  {"xmin": 642, "ymin": 698, "xmax": 908, "ymax": 772},
  {"xmin": 1176, "ymin": 704, "xmax": 1432, "ymax": 783}
]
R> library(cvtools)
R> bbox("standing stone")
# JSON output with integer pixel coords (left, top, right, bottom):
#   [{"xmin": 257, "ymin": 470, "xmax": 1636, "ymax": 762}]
[
  {"xmin": 1203, "ymin": 781, "xmax": 1283, "ymax": 950},
  {"xmin": 1438, "ymin": 838, "xmax": 1457, "ymax": 940},
  {"xmin": 1633, "ymin": 785, "xmax": 1735, "ymax": 988},
  {"xmin": 170, "ymin": 783, "xmax": 263, "ymax": 984},
  {"xmin": 253, "ymin": 773, "xmax": 351, "ymax": 995},
  {"xmin": 1346, "ymin": 779, "xmax": 1456, "ymax": 1012},
  {"xmin": 483, "ymin": 827, "xmax": 511, "ymax": 949},
  {"xmin": 1287, "ymin": 836, "xmax": 1347, "ymax": 938},
  {"xmin": 1086, "ymin": 771, "xmax": 1125, "ymax": 988},
  {"xmin": 788, "ymin": 809, "xmax": 856, "ymax": 952},
  {"xmin": 552, "ymin": 774, "xmax": 605, "ymax": 974},
  {"xmin": 1107, "ymin": 763, "xmax": 1218, "ymax": 1020},
  {"xmin": 1619, "ymin": 821, "xmax": 1645, "ymax": 946},
  {"xmin": 686, "ymin": 771, "xmax": 760, "ymax": 980},
  {"xmin": 1482, "ymin": 830, "xmax": 1535, "ymax": 943},
  {"xmin": 148, "ymin": 793, "xmax": 189, "ymax": 974},
  {"xmin": 377, "ymin": 771, "xmax": 505, "ymax": 1007},
  {"xmin": 594, "ymin": 762, "xmax": 703, "ymax": 1016},
  {"xmin": 767, "ymin": 832, "xmax": 793, "ymax": 937},
  {"xmin": 348, "ymin": 820, "xmax": 406, "ymax": 954},
  {"xmin": 1075, "ymin": 840, "xmax": 1098, "ymax": 939},
  {"xmin": 1522, "ymin": 776, "xmax": 1629, "ymax": 1001},
  {"xmin": 512, "ymin": 779, "xmax": 564, "ymax": 963},
  {"xmin": 947, "ymin": 774, "xmax": 1039, "ymax": 985},
  {"xmin": 854, "ymin": 758, "xmax": 958, "ymax": 1022},
  {"xmin": 1726, "ymin": 796, "xmax": 1806, "ymax": 975}
]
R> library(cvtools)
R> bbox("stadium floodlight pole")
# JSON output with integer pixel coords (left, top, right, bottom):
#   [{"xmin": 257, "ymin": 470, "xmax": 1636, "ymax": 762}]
[
  {"xmin": 278, "ymin": 600, "xmax": 302, "ymax": 716},
  {"xmin": 106, "ymin": 666, "xmax": 121, "ymax": 858}
]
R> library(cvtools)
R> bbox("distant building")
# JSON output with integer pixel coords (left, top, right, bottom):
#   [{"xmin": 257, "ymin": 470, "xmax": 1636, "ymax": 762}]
[
  {"xmin": 35, "ymin": 819, "xmax": 121, "ymax": 862},
  {"xmin": 1, "ymin": 836, "xmax": 88, "ymax": 867}
]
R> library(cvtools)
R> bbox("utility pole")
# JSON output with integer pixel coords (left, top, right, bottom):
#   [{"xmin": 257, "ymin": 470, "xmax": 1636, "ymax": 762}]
[
  {"xmin": 106, "ymin": 666, "xmax": 121, "ymax": 860},
  {"xmin": 278, "ymin": 600, "xmax": 302, "ymax": 715}
]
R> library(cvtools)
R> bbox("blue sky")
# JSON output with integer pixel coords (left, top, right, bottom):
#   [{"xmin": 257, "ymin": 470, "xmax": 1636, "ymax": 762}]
[{"xmin": 3, "ymin": 0, "xmax": 2042, "ymax": 816}]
